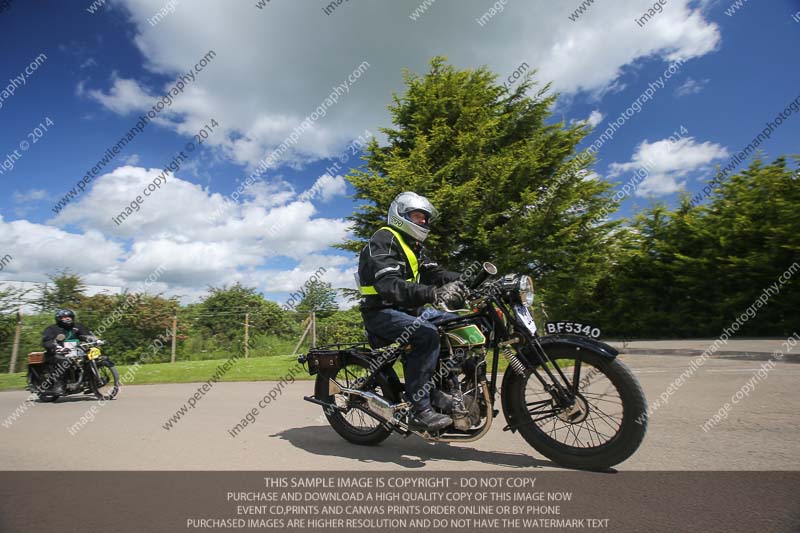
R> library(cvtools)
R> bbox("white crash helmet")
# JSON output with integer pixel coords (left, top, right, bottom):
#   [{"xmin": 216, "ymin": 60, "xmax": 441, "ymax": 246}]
[{"xmin": 387, "ymin": 191, "xmax": 439, "ymax": 242}]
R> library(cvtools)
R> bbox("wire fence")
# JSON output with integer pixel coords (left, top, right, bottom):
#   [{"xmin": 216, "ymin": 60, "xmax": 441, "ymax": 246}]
[{"xmin": 0, "ymin": 308, "xmax": 366, "ymax": 374}]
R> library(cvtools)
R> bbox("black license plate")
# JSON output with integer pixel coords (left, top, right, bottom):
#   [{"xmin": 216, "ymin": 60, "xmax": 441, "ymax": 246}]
[{"xmin": 544, "ymin": 322, "xmax": 601, "ymax": 338}]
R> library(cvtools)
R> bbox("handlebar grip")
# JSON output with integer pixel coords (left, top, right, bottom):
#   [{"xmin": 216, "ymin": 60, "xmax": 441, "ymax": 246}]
[{"xmin": 468, "ymin": 262, "xmax": 498, "ymax": 289}]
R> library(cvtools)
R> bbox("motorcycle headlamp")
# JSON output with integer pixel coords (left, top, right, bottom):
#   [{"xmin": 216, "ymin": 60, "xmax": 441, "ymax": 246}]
[
  {"xmin": 518, "ymin": 275, "xmax": 534, "ymax": 307},
  {"xmin": 498, "ymin": 274, "xmax": 534, "ymax": 307}
]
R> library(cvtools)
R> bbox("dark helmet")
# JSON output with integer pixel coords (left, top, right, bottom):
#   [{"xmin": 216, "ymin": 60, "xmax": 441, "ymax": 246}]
[{"xmin": 55, "ymin": 309, "xmax": 75, "ymax": 328}]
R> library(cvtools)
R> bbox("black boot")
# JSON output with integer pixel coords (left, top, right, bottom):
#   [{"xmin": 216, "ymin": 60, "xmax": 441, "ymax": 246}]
[
  {"xmin": 411, "ymin": 407, "xmax": 452, "ymax": 431},
  {"xmin": 431, "ymin": 389, "xmax": 455, "ymax": 414}
]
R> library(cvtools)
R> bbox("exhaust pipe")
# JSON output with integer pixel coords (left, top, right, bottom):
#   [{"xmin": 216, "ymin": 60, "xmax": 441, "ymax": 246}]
[{"xmin": 329, "ymin": 379, "xmax": 410, "ymax": 422}]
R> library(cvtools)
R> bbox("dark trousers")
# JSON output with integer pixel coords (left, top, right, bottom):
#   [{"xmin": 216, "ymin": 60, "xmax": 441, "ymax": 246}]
[{"xmin": 361, "ymin": 307, "xmax": 456, "ymax": 411}]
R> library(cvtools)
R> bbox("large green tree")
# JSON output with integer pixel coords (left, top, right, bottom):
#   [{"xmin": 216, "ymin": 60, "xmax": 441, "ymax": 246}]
[
  {"xmin": 295, "ymin": 278, "xmax": 339, "ymax": 318},
  {"xmin": 591, "ymin": 156, "xmax": 799, "ymax": 337},
  {"xmin": 196, "ymin": 283, "xmax": 292, "ymax": 345},
  {"xmin": 35, "ymin": 269, "xmax": 86, "ymax": 312},
  {"xmin": 341, "ymin": 56, "xmax": 623, "ymax": 319}
]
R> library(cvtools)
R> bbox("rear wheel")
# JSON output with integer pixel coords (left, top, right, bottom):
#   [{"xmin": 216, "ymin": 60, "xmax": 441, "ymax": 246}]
[
  {"xmin": 314, "ymin": 356, "xmax": 395, "ymax": 446},
  {"xmin": 91, "ymin": 360, "xmax": 119, "ymax": 400},
  {"xmin": 504, "ymin": 347, "xmax": 647, "ymax": 470}
]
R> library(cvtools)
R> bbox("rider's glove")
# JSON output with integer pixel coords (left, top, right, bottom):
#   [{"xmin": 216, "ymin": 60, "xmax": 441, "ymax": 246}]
[{"xmin": 433, "ymin": 281, "xmax": 469, "ymax": 309}]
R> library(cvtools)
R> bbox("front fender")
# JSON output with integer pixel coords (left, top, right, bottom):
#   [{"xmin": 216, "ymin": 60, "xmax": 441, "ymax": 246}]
[{"xmin": 537, "ymin": 334, "xmax": 618, "ymax": 360}]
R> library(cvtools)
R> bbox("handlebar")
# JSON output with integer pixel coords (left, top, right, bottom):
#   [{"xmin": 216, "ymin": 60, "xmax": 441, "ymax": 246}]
[
  {"xmin": 468, "ymin": 262, "xmax": 499, "ymax": 289},
  {"xmin": 79, "ymin": 339, "xmax": 106, "ymax": 348}
]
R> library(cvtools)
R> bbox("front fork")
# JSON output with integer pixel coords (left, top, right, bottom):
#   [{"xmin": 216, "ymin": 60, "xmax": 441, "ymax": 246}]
[{"xmin": 507, "ymin": 336, "xmax": 577, "ymax": 408}]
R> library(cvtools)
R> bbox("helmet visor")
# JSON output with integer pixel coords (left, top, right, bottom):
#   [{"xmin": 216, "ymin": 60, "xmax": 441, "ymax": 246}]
[{"xmin": 396, "ymin": 193, "xmax": 439, "ymax": 223}]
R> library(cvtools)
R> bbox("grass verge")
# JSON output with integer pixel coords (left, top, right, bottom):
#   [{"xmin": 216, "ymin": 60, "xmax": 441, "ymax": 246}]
[{"xmin": 0, "ymin": 353, "xmax": 514, "ymax": 392}]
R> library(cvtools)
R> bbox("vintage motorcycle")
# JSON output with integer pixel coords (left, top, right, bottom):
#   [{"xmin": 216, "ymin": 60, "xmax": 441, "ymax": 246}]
[
  {"xmin": 300, "ymin": 262, "xmax": 647, "ymax": 470},
  {"xmin": 27, "ymin": 334, "xmax": 120, "ymax": 402}
]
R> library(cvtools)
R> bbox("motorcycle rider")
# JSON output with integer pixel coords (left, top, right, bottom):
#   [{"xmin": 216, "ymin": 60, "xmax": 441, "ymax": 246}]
[
  {"xmin": 358, "ymin": 192, "xmax": 469, "ymax": 431},
  {"xmin": 41, "ymin": 309, "xmax": 95, "ymax": 395}
]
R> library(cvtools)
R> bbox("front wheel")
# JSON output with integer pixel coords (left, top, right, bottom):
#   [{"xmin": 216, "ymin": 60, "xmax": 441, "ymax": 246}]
[
  {"xmin": 503, "ymin": 347, "xmax": 647, "ymax": 470},
  {"xmin": 91, "ymin": 359, "xmax": 119, "ymax": 400}
]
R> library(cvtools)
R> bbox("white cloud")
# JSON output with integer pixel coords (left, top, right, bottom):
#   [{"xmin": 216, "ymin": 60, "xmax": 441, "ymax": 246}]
[
  {"xmin": 84, "ymin": 0, "xmax": 720, "ymax": 171},
  {"xmin": 585, "ymin": 110, "xmax": 604, "ymax": 128},
  {"xmin": 675, "ymin": 77, "xmax": 709, "ymax": 96},
  {"xmin": 0, "ymin": 215, "xmax": 123, "ymax": 284},
  {"xmin": 87, "ymin": 74, "xmax": 156, "ymax": 115},
  {"xmin": 310, "ymin": 174, "xmax": 348, "ymax": 203},
  {"xmin": 40, "ymin": 165, "xmax": 352, "ymax": 299},
  {"xmin": 609, "ymin": 136, "xmax": 729, "ymax": 196},
  {"xmin": 12, "ymin": 189, "xmax": 47, "ymax": 203},
  {"xmin": 122, "ymin": 153, "xmax": 141, "ymax": 165}
]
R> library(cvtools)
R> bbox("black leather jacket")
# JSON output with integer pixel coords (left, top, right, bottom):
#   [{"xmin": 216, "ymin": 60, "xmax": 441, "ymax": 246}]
[
  {"xmin": 358, "ymin": 227, "xmax": 461, "ymax": 311},
  {"xmin": 42, "ymin": 324, "xmax": 94, "ymax": 354}
]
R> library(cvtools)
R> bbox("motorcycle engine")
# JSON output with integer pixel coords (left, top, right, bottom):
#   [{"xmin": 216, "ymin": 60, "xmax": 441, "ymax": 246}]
[{"xmin": 441, "ymin": 347, "xmax": 485, "ymax": 430}]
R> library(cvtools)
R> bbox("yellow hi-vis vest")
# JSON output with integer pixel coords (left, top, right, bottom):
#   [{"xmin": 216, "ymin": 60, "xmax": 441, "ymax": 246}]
[{"xmin": 359, "ymin": 226, "xmax": 419, "ymax": 296}]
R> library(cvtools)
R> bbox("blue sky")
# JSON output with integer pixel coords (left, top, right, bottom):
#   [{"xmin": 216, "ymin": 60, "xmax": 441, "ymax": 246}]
[{"xmin": 0, "ymin": 0, "xmax": 798, "ymax": 305}]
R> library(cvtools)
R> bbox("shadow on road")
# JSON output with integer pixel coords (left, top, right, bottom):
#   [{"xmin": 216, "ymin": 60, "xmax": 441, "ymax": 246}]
[
  {"xmin": 42, "ymin": 395, "xmax": 108, "ymax": 404},
  {"xmin": 271, "ymin": 425, "xmax": 560, "ymax": 469}
]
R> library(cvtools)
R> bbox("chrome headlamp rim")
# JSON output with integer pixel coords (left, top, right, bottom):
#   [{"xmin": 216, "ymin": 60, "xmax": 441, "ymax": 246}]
[{"xmin": 518, "ymin": 275, "xmax": 534, "ymax": 307}]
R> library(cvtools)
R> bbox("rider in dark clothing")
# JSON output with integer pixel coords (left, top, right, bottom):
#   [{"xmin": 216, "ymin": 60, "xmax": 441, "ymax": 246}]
[
  {"xmin": 41, "ymin": 309, "xmax": 95, "ymax": 394},
  {"xmin": 358, "ymin": 192, "xmax": 468, "ymax": 431}
]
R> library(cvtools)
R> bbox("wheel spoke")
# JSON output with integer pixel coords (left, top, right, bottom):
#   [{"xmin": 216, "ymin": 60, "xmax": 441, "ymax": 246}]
[
  {"xmin": 522, "ymin": 358, "xmax": 628, "ymax": 450},
  {"xmin": 587, "ymin": 405, "xmax": 622, "ymax": 432},
  {"xmin": 584, "ymin": 413, "xmax": 615, "ymax": 440},
  {"xmin": 526, "ymin": 399, "xmax": 551, "ymax": 407}
]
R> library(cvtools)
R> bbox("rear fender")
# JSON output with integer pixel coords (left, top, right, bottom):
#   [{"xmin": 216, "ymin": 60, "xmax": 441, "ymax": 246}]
[{"xmin": 314, "ymin": 350, "xmax": 402, "ymax": 402}]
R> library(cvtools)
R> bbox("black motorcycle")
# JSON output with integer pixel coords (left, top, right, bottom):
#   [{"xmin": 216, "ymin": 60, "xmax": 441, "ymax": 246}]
[
  {"xmin": 27, "ymin": 335, "xmax": 119, "ymax": 402},
  {"xmin": 300, "ymin": 262, "xmax": 647, "ymax": 470}
]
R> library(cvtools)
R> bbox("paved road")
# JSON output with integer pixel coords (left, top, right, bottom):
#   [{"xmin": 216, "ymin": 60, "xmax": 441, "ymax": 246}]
[{"xmin": 1, "ymin": 352, "xmax": 798, "ymax": 471}]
